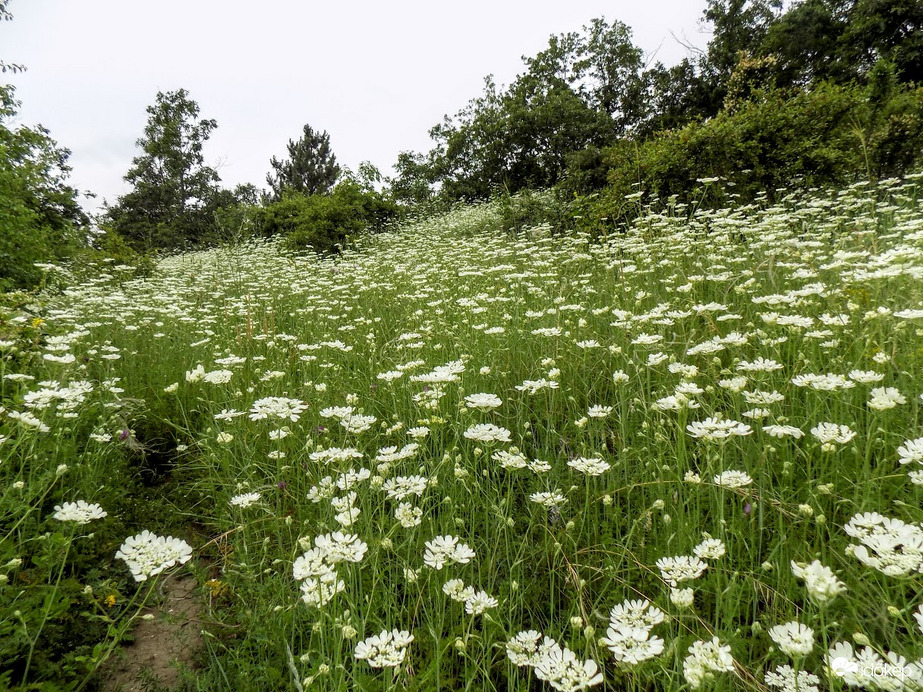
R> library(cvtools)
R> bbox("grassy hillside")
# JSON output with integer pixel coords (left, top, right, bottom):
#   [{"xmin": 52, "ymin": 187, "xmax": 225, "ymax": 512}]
[{"xmin": 1, "ymin": 175, "xmax": 923, "ymax": 690}]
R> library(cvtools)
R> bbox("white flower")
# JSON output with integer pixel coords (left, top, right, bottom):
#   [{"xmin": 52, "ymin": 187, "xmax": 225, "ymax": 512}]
[
  {"xmin": 464, "ymin": 590, "xmax": 498, "ymax": 615},
  {"xmin": 791, "ymin": 560, "xmax": 845, "ymax": 603},
  {"xmin": 848, "ymin": 369, "xmax": 885, "ymax": 383},
  {"xmin": 714, "ymin": 470, "xmax": 753, "ymax": 488},
  {"xmin": 810, "ymin": 422, "xmax": 856, "ymax": 450},
  {"xmin": 600, "ymin": 626, "xmax": 664, "ymax": 665},
  {"xmin": 764, "ymin": 665, "xmax": 820, "ymax": 692},
  {"xmin": 340, "ymin": 414, "xmax": 377, "ymax": 434},
  {"xmin": 534, "ymin": 644, "xmax": 604, "ymax": 691},
  {"xmin": 586, "ymin": 405, "xmax": 612, "ymax": 418},
  {"xmin": 229, "ymin": 492, "xmax": 260, "ymax": 508},
  {"xmin": 185, "ymin": 365, "xmax": 205, "ymax": 382},
  {"xmin": 762, "ymin": 424, "xmax": 803, "ymax": 439},
  {"xmin": 394, "ymin": 502, "xmax": 423, "ymax": 528},
  {"xmin": 687, "ymin": 416, "xmax": 752, "ymax": 441},
  {"xmin": 293, "ymin": 548, "xmax": 328, "ymax": 580},
  {"xmin": 463, "ymin": 423, "xmax": 512, "ymax": 443},
  {"xmin": 464, "ymin": 393, "xmax": 502, "ymax": 410},
  {"xmin": 670, "ymin": 588, "xmax": 694, "ymax": 608},
  {"xmin": 249, "ymin": 397, "xmax": 308, "ymax": 422},
  {"xmin": 530, "ymin": 491, "xmax": 567, "ymax": 507},
  {"xmin": 768, "ymin": 621, "xmax": 814, "ymax": 658},
  {"xmin": 423, "ymin": 535, "xmax": 475, "ymax": 570},
  {"xmin": 608, "ymin": 599, "xmax": 665, "ymax": 629},
  {"xmin": 898, "ymin": 438, "xmax": 923, "ymax": 465},
  {"xmin": 300, "ymin": 569, "xmax": 345, "ymax": 607},
  {"xmin": 313, "ymin": 532, "xmax": 368, "ymax": 564},
  {"xmin": 693, "ymin": 538, "xmax": 726, "ymax": 560},
  {"xmin": 868, "ymin": 386, "xmax": 907, "ymax": 411},
  {"xmin": 567, "ymin": 457, "xmax": 611, "ymax": 476},
  {"xmin": 656, "ymin": 555, "xmax": 708, "ymax": 586},
  {"xmin": 683, "ymin": 638, "xmax": 734, "ymax": 690},
  {"xmin": 506, "ymin": 630, "xmax": 550, "ymax": 667},
  {"xmin": 354, "ymin": 629, "xmax": 413, "ymax": 668},
  {"xmin": 115, "ymin": 531, "xmax": 193, "ymax": 582},
  {"xmin": 52, "ymin": 500, "xmax": 107, "ymax": 524}
]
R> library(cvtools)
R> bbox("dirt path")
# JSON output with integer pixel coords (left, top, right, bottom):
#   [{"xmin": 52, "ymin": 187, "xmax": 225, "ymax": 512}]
[{"xmin": 98, "ymin": 574, "xmax": 204, "ymax": 691}]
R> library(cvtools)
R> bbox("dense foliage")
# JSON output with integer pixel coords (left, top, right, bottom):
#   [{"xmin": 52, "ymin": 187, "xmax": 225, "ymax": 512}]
[
  {"xmin": 0, "ymin": 85, "xmax": 88, "ymax": 291},
  {"xmin": 258, "ymin": 178, "xmax": 401, "ymax": 254}
]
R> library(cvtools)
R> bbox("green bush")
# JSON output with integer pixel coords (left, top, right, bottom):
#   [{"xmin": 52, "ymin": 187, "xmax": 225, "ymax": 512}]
[
  {"xmin": 0, "ymin": 86, "xmax": 87, "ymax": 292},
  {"xmin": 579, "ymin": 76, "xmax": 923, "ymax": 230},
  {"xmin": 257, "ymin": 181, "xmax": 401, "ymax": 255}
]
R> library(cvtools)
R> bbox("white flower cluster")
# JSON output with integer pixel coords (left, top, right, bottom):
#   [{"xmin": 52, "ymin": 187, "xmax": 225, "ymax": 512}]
[
  {"xmin": 463, "ymin": 423, "xmax": 512, "ymax": 443},
  {"xmin": 229, "ymin": 492, "xmax": 260, "ymax": 508},
  {"xmin": 464, "ymin": 392, "xmax": 502, "ymax": 410},
  {"xmin": 248, "ymin": 396, "xmax": 308, "ymax": 422},
  {"xmin": 422, "ymin": 535, "xmax": 475, "ymax": 570},
  {"xmin": 826, "ymin": 641, "xmax": 923, "ymax": 690},
  {"xmin": 443, "ymin": 579, "xmax": 499, "ymax": 615},
  {"xmin": 683, "ymin": 637, "xmax": 735, "ymax": 689},
  {"xmin": 790, "ymin": 560, "xmax": 846, "ymax": 603},
  {"xmin": 844, "ymin": 512, "xmax": 923, "ymax": 576},
  {"xmin": 768, "ymin": 621, "xmax": 814, "ymax": 658},
  {"xmin": 600, "ymin": 599, "xmax": 665, "ymax": 665},
  {"xmin": 294, "ymin": 532, "xmax": 368, "ymax": 608},
  {"xmin": 506, "ymin": 630, "xmax": 603, "ymax": 691},
  {"xmin": 686, "ymin": 416, "xmax": 752, "ymax": 441},
  {"xmin": 52, "ymin": 500, "xmax": 107, "ymax": 524},
  {"xmin": 656, "ymin": 555, "xmax": 708, "ymax": 587},
  {"xmin": 354, "ymin": 629, "xmax": 414, "ymax": 668},
  {"xmin": 115, "ymin": 530, "xmax": 193, "ymax": 582}
]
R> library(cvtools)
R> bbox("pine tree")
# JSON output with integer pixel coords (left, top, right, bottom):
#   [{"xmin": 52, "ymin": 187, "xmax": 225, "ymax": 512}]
[{"xmin": 267, "ymin": 124, "xmax": 340, "ymax": 200}]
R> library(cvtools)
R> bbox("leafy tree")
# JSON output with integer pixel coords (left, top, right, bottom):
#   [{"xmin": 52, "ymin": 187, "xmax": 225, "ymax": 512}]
[
  {"xmin": 266, "ymin": 124, "xmax": 340, "ymax": 200},
  {"xmin": 841, "ymin": 0, "xmax": 923, "ymax": 84},
  {"xmin": 386, "ymin": 151, "xmax": 439, "ymax": 206},
  {"xmin": 761, "ymin": 0, "xmax": 851, "ymax": 86},
  {"xmin": 0, "ymin": 86, "xmax": 87, "ymax": 290},
  {"xmin": 688, "ymin": 0, "xmax": 784, "ymax": 116},
  {"xmin": 105, "ymin": 89, "xmax": 223, "ymax": 251}
]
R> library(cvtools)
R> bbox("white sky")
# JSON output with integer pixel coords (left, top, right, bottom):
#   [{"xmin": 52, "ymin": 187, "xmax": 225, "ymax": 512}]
[{"xmin": 1, "ymin": 0, "xmax": 709, "ymax": 214}]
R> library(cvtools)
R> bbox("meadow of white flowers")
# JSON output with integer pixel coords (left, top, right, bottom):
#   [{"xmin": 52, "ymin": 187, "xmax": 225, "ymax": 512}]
[{"xmin": 2, "ymin": 175, "xmax": 923, "ymax": 690}]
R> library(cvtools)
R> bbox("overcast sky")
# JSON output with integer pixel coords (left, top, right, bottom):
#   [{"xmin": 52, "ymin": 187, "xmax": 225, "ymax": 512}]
[{"xmin": 1, "ymin": 0, "xmax": 709, "ymax": 214}]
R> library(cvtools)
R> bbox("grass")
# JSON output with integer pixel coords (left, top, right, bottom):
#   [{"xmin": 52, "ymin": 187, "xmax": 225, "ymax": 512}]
[{"xmin": 0, "ymin": 175, "xmax": 922, "ymax": 690}]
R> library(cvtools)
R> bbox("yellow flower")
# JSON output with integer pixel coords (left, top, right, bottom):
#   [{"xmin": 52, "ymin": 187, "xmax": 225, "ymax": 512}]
[{"xmin": 104, "ymin": 594, "xmax": 117, "ymax": 607}]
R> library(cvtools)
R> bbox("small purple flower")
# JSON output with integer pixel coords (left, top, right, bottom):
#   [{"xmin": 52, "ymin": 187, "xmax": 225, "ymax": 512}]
[
  {"xmin": 119, "ymin": 428, "xmax": 131, "ymax": 441},
  {"xmin": 743, "ymin": 502, "xmax": 752, "ymax": 515},
  {"xmin": 277, "ymin": 481, "xmax": 287, "ymax": 490}
]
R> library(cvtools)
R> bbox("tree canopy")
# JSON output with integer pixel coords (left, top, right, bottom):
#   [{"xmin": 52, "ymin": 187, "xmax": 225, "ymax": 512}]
[
  {"xmin": 0, "ymin": 85, "xmax": 87, "ymax": 290},
  {"xmin": 266, "ymin": 124, "xmax": 340, "ymax": 200},
  {"xmin": 104, "ymin": 89, "xmax": 229, "ymax": 251}
]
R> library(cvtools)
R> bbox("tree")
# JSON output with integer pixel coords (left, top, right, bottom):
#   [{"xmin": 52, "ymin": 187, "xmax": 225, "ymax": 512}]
[
  {"xmin": 105, "ymin": 89, "xmax": 222, "ymax": 251},
  {"xmin": 266, "ymin": 124, "xmax": 340, "ymax": 200},
  {"xmin": 841, "ymin": 0, "xmax": 923, "ymax": 84},
  {"xmin": 0, "ymin": 85, "xmax": 87, "ymax": 290}
]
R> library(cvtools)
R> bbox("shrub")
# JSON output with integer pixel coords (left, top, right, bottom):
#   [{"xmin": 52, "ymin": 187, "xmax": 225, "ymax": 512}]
[{"xmin": 257, "ymin": 181, "xmax": 401, "ymax": 254}]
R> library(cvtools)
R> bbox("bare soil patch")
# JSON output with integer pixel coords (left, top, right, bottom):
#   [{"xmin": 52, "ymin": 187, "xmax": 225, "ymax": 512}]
[{"xmin": 98, "ymin": 574, "xmax": 204, "ymax": 691}]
